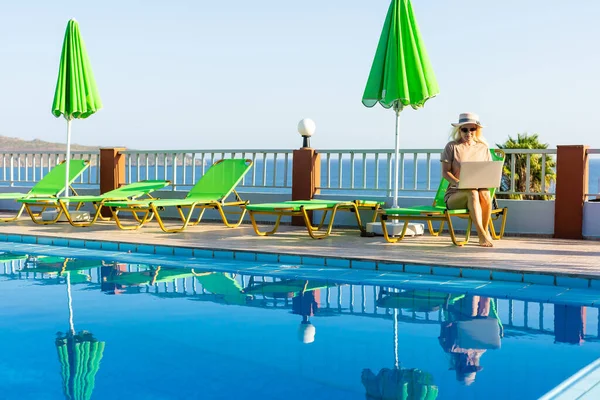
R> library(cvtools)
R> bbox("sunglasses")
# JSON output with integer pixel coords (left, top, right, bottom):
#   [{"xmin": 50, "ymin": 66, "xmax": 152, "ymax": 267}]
[{"xmin": 460, "ymin": 127, "xmax": 477, "ymax": 133}]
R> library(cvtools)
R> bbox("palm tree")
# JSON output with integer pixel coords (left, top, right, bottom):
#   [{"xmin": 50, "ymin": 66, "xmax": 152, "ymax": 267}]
[{"xmin": 496, "ymin": 133, "xmax": 556, "ymax": 200}]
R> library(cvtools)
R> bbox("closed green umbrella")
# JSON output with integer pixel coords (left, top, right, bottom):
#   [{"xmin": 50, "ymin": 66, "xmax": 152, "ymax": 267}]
[
  {"xmin": 362, "ymin": 0, "xmax": 439, "ymax": 208},
  {"xmin": 52, "ymin": 19, "xmax": 102, "ymax": 198}
]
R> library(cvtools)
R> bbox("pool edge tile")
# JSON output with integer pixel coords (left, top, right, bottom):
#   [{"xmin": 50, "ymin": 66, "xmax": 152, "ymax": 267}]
[
  {"xmin": 405, "ymin": 264, "xmax": 432, "ymax": 275},
  {"xmin": 193, "ymin": 249, "xmax": 214, "ymax": 259},
  {"xmin": 432, "ymin": 266, "xmax": 462, "ymax": 278},
  {"xmin": 302, "ymin": 256, "xmax": 326, "ymax": 266},
  {"xmin": 235, "ymin": 252, "xmax": 256, "ymax": 262},
  {"xmin": 351, "ymin": 260, "xmax": 377, "ymax": 271},
  {"xmin": 214, "ymin": 250, "xmax": 234, "ymax": 260},
  {"xmin": 556, "ymin": 276, "xmax": 590, "ymax": 289},
  {"xmin": 256, "ymin": 253, "xmax": 278, "ymax": 263},
  {"xmin": 491, "ymin": 271, "xmax": 524, "ymax": 283}
]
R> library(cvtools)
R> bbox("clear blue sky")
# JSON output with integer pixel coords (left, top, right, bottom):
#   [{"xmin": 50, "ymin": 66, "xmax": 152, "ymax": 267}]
[{"xmin": 1, "ymin": 0, "xmax": 599, "ymax": 150}]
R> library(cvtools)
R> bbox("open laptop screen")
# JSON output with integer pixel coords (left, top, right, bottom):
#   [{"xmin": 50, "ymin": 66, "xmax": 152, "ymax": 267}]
[{"xmin": 458, "ymin": 161, "xmax": 503, "ymax": 189}]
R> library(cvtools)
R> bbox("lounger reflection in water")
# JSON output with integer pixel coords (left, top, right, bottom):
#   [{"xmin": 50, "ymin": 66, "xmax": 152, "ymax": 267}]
[
  {"xmin": 194, "ymin": 272, "xmax": 251, "ymax": 305},
  {"xmin": 101, "ymin": 265, "xmax": 250, "ymax": 304},
  {"xmin": 101, "ymin": 265, "xmax": 197, "ymax": 294},
  {"xmin": 245, "ymin": 199, "xmax": 383, "ymax": 239},
  {"xmin": 20, "ymin": 256, "xmax": 102, "ymax": 284},
  {"xmin": 376, "ymin": 289, "xmax": 465, "ymax": 313}
]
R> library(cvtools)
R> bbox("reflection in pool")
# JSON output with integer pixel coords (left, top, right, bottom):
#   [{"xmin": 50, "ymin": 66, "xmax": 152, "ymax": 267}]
[{"xmin": 0, "ymin": 252, "xmax": 598, "ymax": 400}]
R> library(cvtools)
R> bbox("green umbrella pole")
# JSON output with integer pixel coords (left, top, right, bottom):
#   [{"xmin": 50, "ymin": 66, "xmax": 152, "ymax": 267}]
[
  {"xmin": 392, "ymin": 103, "xmax": 402, "ymax": 208},
  {"xmin": 64, "ymin": 117, "xmax": 73, "ymax": 199}
]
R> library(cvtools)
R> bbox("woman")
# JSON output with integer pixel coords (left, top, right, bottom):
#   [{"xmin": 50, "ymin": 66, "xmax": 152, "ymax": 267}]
[{"xmin": 441, "ymin": 112, "xmax": 494, "ymax": 247}]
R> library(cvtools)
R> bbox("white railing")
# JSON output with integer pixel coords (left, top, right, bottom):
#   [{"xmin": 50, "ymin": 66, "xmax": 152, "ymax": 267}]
[
  {"xmin": 317, "ymin": 149, "xmax": 440, "ymax": 197},
  {"xmin": 502, "ymin": 149, "xmax": 557, "ymax": 198},
  {"xmin": 587, "ymin": 149, "xmax": 600, "ymax": 199},
  {"xmin": 317, "ymin": 148, "xmax": 560, "ymax": 198},
  {"xmin": 0, "ymin": 148, "xmax": 596, "ymax": 200},
  {"xmin": 121, "ymin": 149, "xmax": 293, "ymax": 192},
  {"xmin": 0, "ymin": 151, "xmax": 100, "ymax": 188}
]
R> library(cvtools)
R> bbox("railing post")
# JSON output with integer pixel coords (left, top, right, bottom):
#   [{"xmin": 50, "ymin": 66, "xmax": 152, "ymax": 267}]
[
  {"xmin": 100, "ymin": 147, "xmax": 126, "ymax": 217},
  {"xmin": 554, "ymin": 145, "xmax": 589, "ymax": 239},
  {"xmin": 291, "ymin": 148, "xmax": 321, "ymax": 226}
]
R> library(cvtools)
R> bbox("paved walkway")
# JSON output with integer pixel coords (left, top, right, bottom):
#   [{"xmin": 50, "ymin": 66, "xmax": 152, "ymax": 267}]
[{"xmin": 0, "ymin": 217, "xmax": 599, "ymax": 277}]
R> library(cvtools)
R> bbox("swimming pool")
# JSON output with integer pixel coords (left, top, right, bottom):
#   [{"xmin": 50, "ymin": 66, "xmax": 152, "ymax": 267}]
[{"xmin": 2, "ymin": 244, "xmax": 600, "ymax": 400}]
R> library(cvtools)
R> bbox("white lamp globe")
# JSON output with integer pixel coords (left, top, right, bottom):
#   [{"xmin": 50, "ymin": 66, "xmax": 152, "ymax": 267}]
[{"xmin": 297, "ymin": 118, "xmax": 316, "ymax": 137}]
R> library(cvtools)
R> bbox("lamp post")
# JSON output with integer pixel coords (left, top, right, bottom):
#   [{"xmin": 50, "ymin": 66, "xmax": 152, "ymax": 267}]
[
  {"xmin": 292, "ymin": 118, "xmax": 320, "ymax": 226},
  {"xmin": 297, "ymin": 118, "xmax": 316, "ymax": 148}
]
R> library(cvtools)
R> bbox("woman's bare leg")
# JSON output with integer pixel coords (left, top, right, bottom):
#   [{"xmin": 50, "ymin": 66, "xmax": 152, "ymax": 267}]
[
  {"xmin": 467, "ymin": 190, "xmax": 493, "ymax": 247},
  {"xmin": 446, "ymin": 191, "xmax": 493, "ymax": 247},
  {"xmin": 478, "ymin": 189, "xmax": 492, "ymax": 236}
]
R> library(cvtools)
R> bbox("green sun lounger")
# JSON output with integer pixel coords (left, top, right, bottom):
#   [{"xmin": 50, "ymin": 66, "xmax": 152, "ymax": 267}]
[
  {"xmin": 377, "ymin": 149, "xmax": 508, "ymax": 246},
  {"xmin": 0, "ymin": 159, "xmax": 90, "ymax": 222},
  {"xmin": 18, "ymin": 179, "xmax": 171, "ymax": 227},
  {"xmin": 245, "ymin": 199, "xmax": 383, "ymax": 239},
  {"xmin": 104, "ymin": 159, "xmax": 253, "ymax": 232}
]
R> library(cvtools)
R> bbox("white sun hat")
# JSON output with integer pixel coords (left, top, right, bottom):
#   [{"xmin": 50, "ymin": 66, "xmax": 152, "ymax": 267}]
[{"xmin": 451, "ymin": 112, "xmax": 484, "ymax": 128}]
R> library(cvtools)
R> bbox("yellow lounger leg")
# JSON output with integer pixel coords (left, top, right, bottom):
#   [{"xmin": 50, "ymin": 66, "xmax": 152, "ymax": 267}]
[
  {"xmin": 215, "ymin": 204, "xmax": 247, "ymax": 228},
  {"xmin": 249, "ymin": 211, "xmax": 282, "ymax": 236},
  {"xmin": 110, "ymin": 207, "xmax": 152, "ymax": 230},
  {"xmin": 445, "ymin": 212, "xmax": 470, "ymax": 246},
  {"xmin": 24, "ymin": 204, "xmax": 62, "ymax": 225},
  {"xmin": 303, "ymin": 206, "xmax": 337, "ymax": 239},
  {"xmin": 0, "ymin": 203, "xmax": 27, "ymax": 223},
  {"xmin": 489, "ymin": 208, "xmax": 508, "ymax": 240},
  {"xmin": 379, "ymin": 215, "xmax": 411, "ymax": 243}
]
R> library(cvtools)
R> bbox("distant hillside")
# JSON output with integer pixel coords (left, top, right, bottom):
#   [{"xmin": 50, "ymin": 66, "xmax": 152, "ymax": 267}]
[
  {"xmin": 0, "ymin": 135, "xmax": 98, "ymax": 152},
  {"xmin": 0, "ymin": 135, "xmax": 202, "ymax": 166}
]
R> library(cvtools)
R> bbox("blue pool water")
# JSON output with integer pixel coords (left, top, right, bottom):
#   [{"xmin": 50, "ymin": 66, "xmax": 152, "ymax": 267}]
[{"xmin": 1, "ymin": 246, "xmax": 600, "ymax": 399}]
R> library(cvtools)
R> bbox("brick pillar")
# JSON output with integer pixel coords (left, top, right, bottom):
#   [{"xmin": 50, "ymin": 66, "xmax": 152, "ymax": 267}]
[
  {"xmin": 99, "ymin": 147, "xmax": 126, "ymax": 217},
  {"xmin": 291, "ymin": 148, "xmax": 321, "ymax": 226},
  {"xmin": 554, "ymin": 145, "xmax": 588, "ymax": 239}
]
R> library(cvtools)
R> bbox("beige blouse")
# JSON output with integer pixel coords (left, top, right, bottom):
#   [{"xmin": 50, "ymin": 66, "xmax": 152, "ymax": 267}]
[{"xmin": 441, "ymin": 140, "xmax": 491, "ymax": 202}]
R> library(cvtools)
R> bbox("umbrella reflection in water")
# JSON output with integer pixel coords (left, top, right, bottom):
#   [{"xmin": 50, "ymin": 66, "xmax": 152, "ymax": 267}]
[
  {"xmin": 362, "ymin": 290, "xmax": 439, "ymax": 399},
  {"xmin": 55, "ymin": 271, "xmax": 105, "ymax": 400}
]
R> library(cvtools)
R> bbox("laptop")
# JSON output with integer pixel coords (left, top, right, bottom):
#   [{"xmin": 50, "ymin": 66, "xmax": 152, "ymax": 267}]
[{"xmin": 458, "ymin": 161, "xmax": 503, "ymax": 189}]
